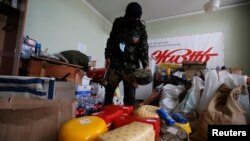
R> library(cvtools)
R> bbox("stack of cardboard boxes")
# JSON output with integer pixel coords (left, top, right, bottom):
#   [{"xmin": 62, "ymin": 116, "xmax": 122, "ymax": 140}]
[{"xmin": 0, "ymin": 80, "xmax": 77, "ymax": 141}]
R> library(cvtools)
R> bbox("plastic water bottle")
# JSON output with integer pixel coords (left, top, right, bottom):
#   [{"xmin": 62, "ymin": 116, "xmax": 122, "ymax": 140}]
[{"xmin": 35, "ymin": 43, "xmax": 41, "ymax": 57}]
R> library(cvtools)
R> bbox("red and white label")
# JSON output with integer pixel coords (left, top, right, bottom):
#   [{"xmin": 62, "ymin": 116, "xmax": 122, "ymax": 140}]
[{"xmin": 149, "ymin": 32, "xmax": 224, "ymax": 68}]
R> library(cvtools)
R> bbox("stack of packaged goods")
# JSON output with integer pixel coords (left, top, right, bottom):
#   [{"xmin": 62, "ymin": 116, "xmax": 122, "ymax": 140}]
[{"xmin": 75, "ymin": 85, "xmax": 101, "ymax": 117}]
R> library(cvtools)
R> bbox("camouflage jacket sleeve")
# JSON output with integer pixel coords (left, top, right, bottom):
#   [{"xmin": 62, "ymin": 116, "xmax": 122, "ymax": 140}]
[
  {"xmin": 138, "ymin": 23, "xmax": 149, "ymax": 68},
  {"xmin": 105, "ymin": 18, "xmax": 120, "ymax": 59}
]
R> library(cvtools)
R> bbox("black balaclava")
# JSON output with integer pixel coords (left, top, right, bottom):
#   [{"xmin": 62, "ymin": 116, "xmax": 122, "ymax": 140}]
[{"xmin": 125, "ymin": 2, "xmax": 142, "ymax": 20}]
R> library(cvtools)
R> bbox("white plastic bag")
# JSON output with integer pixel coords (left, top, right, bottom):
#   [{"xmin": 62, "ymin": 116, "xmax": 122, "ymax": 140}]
[
  {"xmin": 174, "ymin": 76, "xmax": 204, "ymax": 113},
  {"xmin": 160, "ymin": 84, "xmax": 184, "ymax": 112},
  {"xmin": 198, "ymin": 69, "xmax": 219, "ymax": 113},
  {"xmin": 161, "ymin": 84, "xmax": 184, "ymax": 99}
]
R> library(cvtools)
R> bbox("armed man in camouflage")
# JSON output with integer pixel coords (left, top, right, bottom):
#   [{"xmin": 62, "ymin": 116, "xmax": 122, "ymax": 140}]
[{"xmin": 104, "ymin": 2, "xmax": 149, "ymax": 106}]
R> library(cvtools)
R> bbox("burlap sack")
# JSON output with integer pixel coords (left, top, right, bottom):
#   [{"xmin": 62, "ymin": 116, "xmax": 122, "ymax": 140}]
[{"xmin": 198, "ymin": 84, "xmax": 247, "ymax": 141}]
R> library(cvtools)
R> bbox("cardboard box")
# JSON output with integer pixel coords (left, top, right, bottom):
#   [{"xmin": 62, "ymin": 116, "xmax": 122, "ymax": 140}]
[
  {"xmin": 54, "ymin": 81, "xmax": 76, "ymax": 102},
  {"xmin": 0, "ymin": 97, "xmax": 76, "ymax": 141},
  {"xmin": 182, "ymin": 62, "xmax": 206, "ymax": 70}
]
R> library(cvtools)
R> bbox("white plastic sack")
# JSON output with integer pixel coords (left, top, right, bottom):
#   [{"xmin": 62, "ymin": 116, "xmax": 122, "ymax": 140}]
[
  {"xmin": 219, "ymin": 70, "xmax": 246, "ymax": 88},
  {"xmin": 161, "ymin": 84, "xmax": 184, "ymax": 99},
  {"xmin": 21, "ymin": 44, "xmax": 32, "ymax": 59},
  {"xmin": 159, "ymin": 84, "xmax": 184, "ymax": 112},
  {"xmin": 198, "ymin": 69, "xmax": 219, "ymax": 113},
  {"xmin": 174, "ymin": 76, "xmax": 204, "ymax": 113},
  {"xmin": 159, "ymin": 98, "xmax": 179, "ymax": 112},
  {"xmin": 172, "ymin": 71, "xmax": 184, "ymax": 78}
]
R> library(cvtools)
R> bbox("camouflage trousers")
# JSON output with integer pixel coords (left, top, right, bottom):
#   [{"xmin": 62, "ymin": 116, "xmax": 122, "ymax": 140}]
[
  {"xmin": 104, "ymin": 68, "xmax": 138, "ymax": 106},
  {"xmin": 105, "ymin": 68, "xmax": 138, "ymax": 88}
]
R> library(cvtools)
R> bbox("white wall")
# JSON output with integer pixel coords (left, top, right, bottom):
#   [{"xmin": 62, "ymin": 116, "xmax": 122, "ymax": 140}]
[
  {"xmin": 25, "ymin": 1, "xmax": 250, "ymax": 74},
  {"xmin": 24, "ymin": 0, "xmax": 111, "ymax": 67}
]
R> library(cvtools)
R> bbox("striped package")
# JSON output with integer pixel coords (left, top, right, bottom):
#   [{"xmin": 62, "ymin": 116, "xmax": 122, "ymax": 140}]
[{"xmin": 0, "ymin": 75, "xmax": 55, "ymax": 99}]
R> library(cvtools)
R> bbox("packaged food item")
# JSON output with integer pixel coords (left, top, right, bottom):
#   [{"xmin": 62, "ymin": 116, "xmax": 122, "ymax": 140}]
[
  {"xmin": 59, "ymin": 116, "xmax": 108, "ymax": 141},
  {"xmin": 172, "ymin": 113, "xmax": 188, "ymax": 123},
  {"xmin": 157, "ymin": 108, "xmax": 175, "ymax": 126},
  {"xmin": 99, "ymin": 121, "xmax": 154, "ymax": 141}
]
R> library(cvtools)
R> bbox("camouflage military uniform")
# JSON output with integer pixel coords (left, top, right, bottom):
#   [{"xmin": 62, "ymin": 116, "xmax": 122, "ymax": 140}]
[
  {"xmin": 105, "ymin": 17, "xmax": 149, "ymax": 73},
  {"xmin": 104, "ymin": 16, "xmax": 149, "ymax": 106}
]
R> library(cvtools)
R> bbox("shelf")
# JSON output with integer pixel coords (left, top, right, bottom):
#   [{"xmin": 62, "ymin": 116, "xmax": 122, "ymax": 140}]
[
  {"xmin": 0, "ymin": 0, "xmax": 27, "ymax": 75},
  {"xmin": 30, "ymin": 56, "xmax": 84, "ymax": 69},
  {"xmin": 0, "ymin": 2, "xmax": 19, "ymax": 17}
]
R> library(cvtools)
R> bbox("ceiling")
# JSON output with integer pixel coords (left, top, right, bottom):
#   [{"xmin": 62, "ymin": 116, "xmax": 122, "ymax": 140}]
[{"xmin": 84, "ymin": 0, "xmax": 249, "ymax": 23}]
